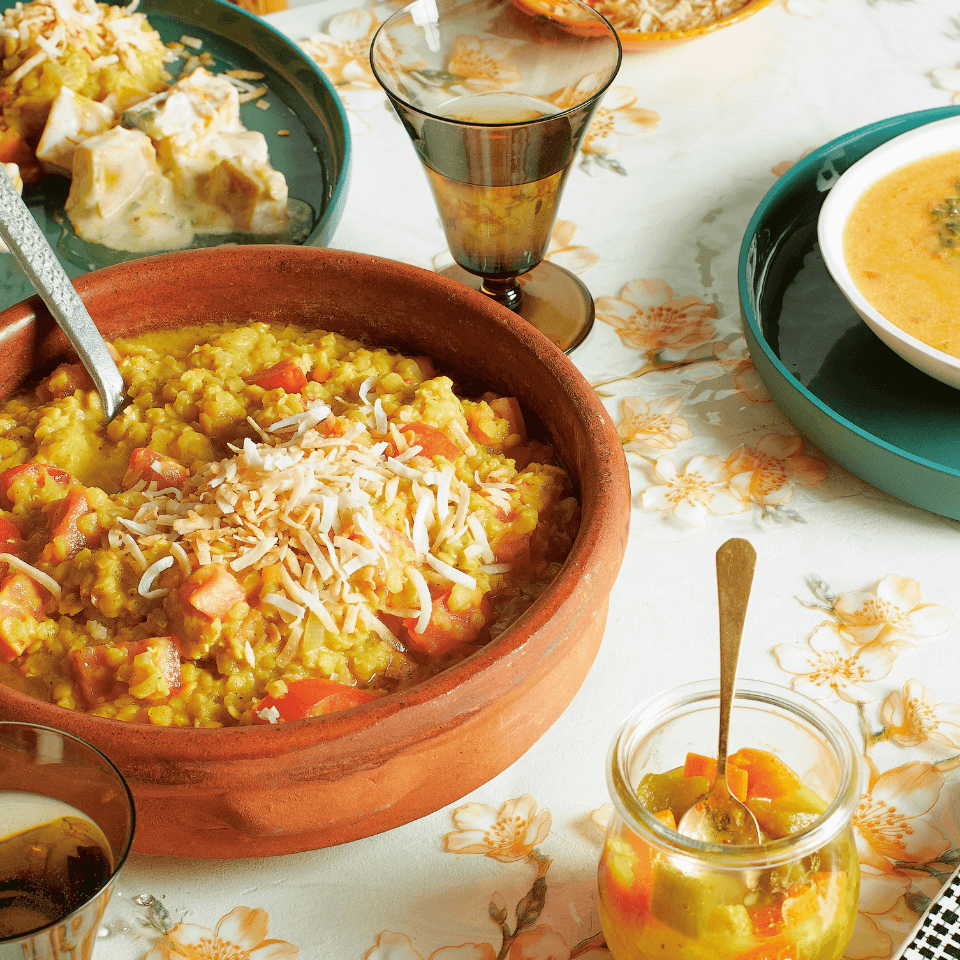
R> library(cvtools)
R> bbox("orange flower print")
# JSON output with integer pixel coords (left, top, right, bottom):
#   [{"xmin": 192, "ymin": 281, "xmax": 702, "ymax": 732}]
[
  {"xmin": 853, "ymin": 757, "xmax": 950, "ymax": 872},
  {"xmin": 726, "ymin": 433, "xmax": 828, "ymax": 507},
  {"xmin": 365, "ymin": 931, "xmax": 496, "ymax": 960},
  {"xmin": 596, "ymin": 279, "xmax": 717, "ymax": 353},
  {"xmin": 140, "ymin": 906, "xmax": 298, "ymax": 960},
  {"xmin": 506, "ymin": 924, "xmax": 570, "ymax": 959},
  {"xmin": 830, "ymin": 575, "xmax": 953, "ymax": 649},
  {"xmin": 880, "ymin": 679, "xmax": 960, "ymax": 749},
  {"xmin": 545, "ymin": 220, "xmax": 598, "ymax": 276},
  {"xmin": 640, "ymin": 454, "xmax": 749, "ymax": 527},
  {"xmin": 300, "ymin": 10, "xmax": 385, "ymax": 103},
  {"xmin": 446, "ymin": 35, "xmax": 523, "ymax": 90},
  {"xmin": 444, "ymin": 794, "xmax": 551, "ymax": 862},
  {"xmin": 617, "ymin": 395, "xmax": 693, "ymax": 452},
  {"xmin": 732, "ymin": 358, "xmax": 772, "ymax": 401},
  {"xmin": 773, "ymin": 622, "xmax": 897, "ymax": 703},
  {"xmin": 579, "ymin": 87, "xmax": 659, "ymax": 173}
]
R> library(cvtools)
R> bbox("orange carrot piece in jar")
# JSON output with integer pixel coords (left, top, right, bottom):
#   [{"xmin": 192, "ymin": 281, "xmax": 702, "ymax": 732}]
[{"xmin": 729, "ymin": 747, "xmax": 803, "ymax": 800}]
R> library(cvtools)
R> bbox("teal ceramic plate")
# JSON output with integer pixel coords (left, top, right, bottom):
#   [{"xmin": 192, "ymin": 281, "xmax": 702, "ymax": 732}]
[
  {"xmin": 739, "ymin": 105, "xmax": 960, "ymax": 521},
  {"xmin": 0, "ymin": 0, "xmax": 351, "ymax": 308}
]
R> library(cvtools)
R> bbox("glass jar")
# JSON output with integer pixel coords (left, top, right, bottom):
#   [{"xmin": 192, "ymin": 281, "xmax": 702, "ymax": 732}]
[{"xmin": 598, "ymin": 680, "xmax": 861, "ymax": 960}]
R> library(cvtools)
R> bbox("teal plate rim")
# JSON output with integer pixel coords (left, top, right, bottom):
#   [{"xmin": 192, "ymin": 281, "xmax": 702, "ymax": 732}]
[
  {"xmin": 738, "ymin": 105, "xmax": 960, "ymax": 522},
  {"xmin": 0, "ymin": 0, "xmax": 351, "ymax": 303}
]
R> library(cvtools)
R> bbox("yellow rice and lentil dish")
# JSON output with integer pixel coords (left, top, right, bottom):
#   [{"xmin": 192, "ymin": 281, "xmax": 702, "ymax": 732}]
[{"xmin": 0, "ymin": 322, "xmax": 579, "ymax": 727}]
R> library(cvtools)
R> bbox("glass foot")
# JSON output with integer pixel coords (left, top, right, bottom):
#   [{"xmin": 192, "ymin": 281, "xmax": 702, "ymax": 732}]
[{"xmin": 439, "ymin": 261, "xmax": 595, "ymax": 354}]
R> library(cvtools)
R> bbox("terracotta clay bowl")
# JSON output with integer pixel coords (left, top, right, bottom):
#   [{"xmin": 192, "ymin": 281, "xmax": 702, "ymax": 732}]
[{"xmin": 0, "ymin": 246, "xmax": 631, "ymax": 859}]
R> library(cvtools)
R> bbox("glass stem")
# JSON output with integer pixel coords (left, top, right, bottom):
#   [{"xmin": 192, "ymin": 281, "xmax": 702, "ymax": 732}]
[{"xmin": 480, "ymin": 276, "xmax": 523, "ymax": 310}]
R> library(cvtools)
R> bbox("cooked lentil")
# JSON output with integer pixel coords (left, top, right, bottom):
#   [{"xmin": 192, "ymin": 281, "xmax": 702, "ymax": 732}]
[{"xmin": 0, "ymin": 322, "xmax": 579, "ymax": 727}]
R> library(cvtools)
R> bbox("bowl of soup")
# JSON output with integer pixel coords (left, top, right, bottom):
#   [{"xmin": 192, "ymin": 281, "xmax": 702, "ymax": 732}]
[
  {"xmin": 818, "ymin": 114, "xmax": 960, "ymax": 389},
  {"xmin": 0, "ymin": 245, "xmax": 631, "ymax": 858}
]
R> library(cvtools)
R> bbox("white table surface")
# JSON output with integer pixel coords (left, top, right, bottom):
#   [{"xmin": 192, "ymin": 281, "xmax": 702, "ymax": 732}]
[{"xmin": 92, "ymin": 2, "xmax": 960, "ymax": 958}]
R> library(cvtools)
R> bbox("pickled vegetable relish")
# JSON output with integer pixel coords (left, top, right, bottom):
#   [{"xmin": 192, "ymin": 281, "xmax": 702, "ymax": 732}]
[{"xmin": 598, "ymin": 748, "xmax": 859, "ymax": 960}]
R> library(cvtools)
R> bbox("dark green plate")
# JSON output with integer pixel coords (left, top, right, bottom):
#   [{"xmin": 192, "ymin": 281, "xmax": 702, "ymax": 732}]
[
  {"xmin": 0, "ymin": 0, "xmax": 351, "ymax": 307},
  {"xmin": 739, "ymin": 105, "xmax": 960, "ymax": 521}
]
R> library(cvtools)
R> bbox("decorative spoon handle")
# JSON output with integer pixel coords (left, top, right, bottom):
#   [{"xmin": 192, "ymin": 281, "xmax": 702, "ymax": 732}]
[
  {"xmin": 715, "ymin": 537, "xmax": 757, "ymax": 778},
  {"xmin": 0, "ymin": 167, "xmax": 126, "ymax": 420}
]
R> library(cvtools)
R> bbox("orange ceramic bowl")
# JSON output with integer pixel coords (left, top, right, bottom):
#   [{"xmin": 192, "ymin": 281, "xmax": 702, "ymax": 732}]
[
  {"xmin": 510, "ymin": 0, "xmax": 774, "ymax": 50},
  {"xmin": 0, "ymin": 246, "xmax": 631, "ymax": 859}
]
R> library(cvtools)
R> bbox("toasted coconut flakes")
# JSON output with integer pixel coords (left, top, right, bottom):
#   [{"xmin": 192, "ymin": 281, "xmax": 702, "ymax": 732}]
[
  {"xmin": 170, "ymin": 541, "xmax": 191, "ymax": 575},
  {"xmin": 0, "ymin": 554, "xmax": 61, "ymax": 598},
  {"xmin": 138, "ymin": 555, "xmax": 174, "ymax": 598},
  {"xmin": 87, "ymin": 620, "xmax": 108, "ymax": 640},
  {"xmin": 257, "ymin": 704, "xmax": 280, "ymax": 724},
  {"xmin": 180, "ymin": 34, "xmax": 202, "ymax": 48},
  {"xmin": 264, "ymin": 592, "xmax": 305, "ymax": 621},
  {"xmin": 121, "ymin": 532, "xmax": 147, "ymax": 570},
  {"xmin": 480, "ymin": 562, "xmax": 512, "ymax": 574},
  {"xmin": 407, "ymin": 565, "xmax": 432, "ymax": 634},
  {"xmin": 360, "ymin": 606, "xmax": 401, "ymax": 648},
  {"xmin": 412, "ymin": 494, "xmax": 432, "ymax": 557},
  {"xmin": 119, "ymin": 516, "xmax": 156, "ymax": 536},
  {"xmin": 254, "ymin": 99, "xmax": 270, "ymax": 110},
  {"xmin": 358, "ymin": 376, "xmax": 375, "ymax": 404},
  {"xmin": 275, "ymin": 620, "xmax": 303, "ymax": 667},
  {"xmin": 244, "ymin": 640, "xmax": 256, "ymax": 667},
  {"xmin": 277, "ymin": 129, "xmax": 290, "ymax": 136},
  {"xmin": 447, "ymin": 419, "xmax": 477, "ymax": 456},
  {"xmin": 425, "ymin": 553, "xmax": 476, "ymax": 589},
  {"xmin": 226, "ymin": 68, "xmax": 265, "ymax": 80},
  {"xmin": 343, "ymin": 603, "xmax": 359, "ymax": 635},
  {"xmin": 466, "ymin": 515, "xmax": 495, "ymax": 564}
]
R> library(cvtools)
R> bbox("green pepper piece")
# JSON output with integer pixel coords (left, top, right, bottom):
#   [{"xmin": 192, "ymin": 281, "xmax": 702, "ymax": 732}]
[
  {"xmin": 636, "ymin": 771, "xmax": 709, "ymax": 824},
  {"xmin": 746, "ymin": 785, "xmax": 828, "ymax": 840}
]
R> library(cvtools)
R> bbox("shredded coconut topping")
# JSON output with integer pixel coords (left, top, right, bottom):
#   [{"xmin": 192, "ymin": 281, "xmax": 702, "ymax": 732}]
[{"xmin": 111, "ymin": 401, "xmax": 516, "ymax": 646}]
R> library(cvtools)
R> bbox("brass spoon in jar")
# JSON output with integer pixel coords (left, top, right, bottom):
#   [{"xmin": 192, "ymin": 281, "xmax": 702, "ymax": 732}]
[
  {"xmin": 0, "ymin": 166, "xmax": 127, "ymax": 420},
  {"xmin": 677, "ymin": 538, "xmax": 762, "ymax": 846}
]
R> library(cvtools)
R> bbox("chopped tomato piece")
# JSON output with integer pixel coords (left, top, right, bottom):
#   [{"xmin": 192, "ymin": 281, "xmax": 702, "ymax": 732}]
[
  {"xmin": 0, "ymin": 463, "xmax": 72, "ymax": 509},
  {"xmin": 41, "ymin": 488, "xmax": 102, "ymax": 563},
  {"xmin": 0, "ymin": 514, "xmax": 23, "ymax": 556},
  {"xmin": 179, "ymin": 564, "xmax": 245, "ymax": 620},
  {"xmin": 70, "ymin": 636, "xmax": 181, "ymax": 707},
  {"xmin": 253, "ymin": 677, "xmax": 376, "ymax": 723},
  {"xmin": 391, "ymin": 422, "xmax": 459, "ymax": 462},
  {"xmin": 36, "ymin": 362, "xmax": 95, "ymax": 400},
  {"xmin": 728, "ymin": 747, "xmax": 803, "ymax": 800},
  {"xmin": 402, "ymin": 589, "xmax": 491, "ymax": 657},
  {"xmin": 245, "ymin": 359, "xmax": 307, "ymax": 393},
  {"xmin": 124, "ymin": 448, "xmax": 189, "ymax": 490},
  {"xmin": 488, "ymin": 397, "xmax": 526, "ymax": 441},
  {"xmin": 0, "ymin": 572, "xmax": 45, "ymax": 662},
  {"xmin": 683, "ymin": 752, "xmax": 748, "ymax": 801},
  {"xmin": 493, "ymin": 528, "xmax": 533, "ymax": 565}
]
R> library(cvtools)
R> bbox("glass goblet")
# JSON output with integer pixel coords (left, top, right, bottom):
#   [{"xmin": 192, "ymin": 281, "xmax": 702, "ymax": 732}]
[{"xmin": 370, "ymin": 0, "xmax": 622, "ymax": 353}]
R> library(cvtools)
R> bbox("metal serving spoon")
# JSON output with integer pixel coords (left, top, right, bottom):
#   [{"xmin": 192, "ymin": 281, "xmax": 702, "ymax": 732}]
[
  {"xmin": 677, "ymin": 537, "xmax": 762, "ymax": 846},
  {"xmin": 0, "ymin": 166, "xmax": 127, "ymax": 420}
]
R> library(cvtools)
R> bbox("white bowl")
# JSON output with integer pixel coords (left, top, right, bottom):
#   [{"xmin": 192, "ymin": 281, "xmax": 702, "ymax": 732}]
[{"xmin": 817, "ymin": 115, "xmax": 960, "ymax": 390}]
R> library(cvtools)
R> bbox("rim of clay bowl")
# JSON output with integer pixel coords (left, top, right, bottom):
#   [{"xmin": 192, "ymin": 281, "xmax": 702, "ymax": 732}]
[{"xmin": 0, "ymin": 245, "xmax": 630, "ymax": 757}]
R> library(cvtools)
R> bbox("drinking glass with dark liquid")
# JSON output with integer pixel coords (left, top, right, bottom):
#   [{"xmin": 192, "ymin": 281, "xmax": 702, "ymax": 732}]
[
  {"xmin": 0, "ymin": 723, "xmax": 134, "ymax": 960},
  {"xmin": 371, "ymin": 0, "xmax": 622, "ymax": 352}
]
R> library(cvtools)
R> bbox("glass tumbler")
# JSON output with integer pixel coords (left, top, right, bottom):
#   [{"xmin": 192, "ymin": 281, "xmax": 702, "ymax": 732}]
[
  {"xmin": 0, "ymin": 721, "xmax": 135, "ymax": 960},
  {"xmin": 598, "ymin": 680, "xmax": 862, "ymax": 960}
]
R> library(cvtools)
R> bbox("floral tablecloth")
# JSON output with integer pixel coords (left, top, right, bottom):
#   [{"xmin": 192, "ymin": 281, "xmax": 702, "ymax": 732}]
[{"xmin": 88, "ymin": 1, "xmax": 960, "ymax": 959}]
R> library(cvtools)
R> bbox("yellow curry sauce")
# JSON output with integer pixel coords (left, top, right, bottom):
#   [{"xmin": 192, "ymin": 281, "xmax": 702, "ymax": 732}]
[
  {"xmin": 0, "ymin": 322, "xmax": 579, "ymax": 727},
  {"xmin": 843, "ymin": 148, "xmax": 960, "ymax": 358}
]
